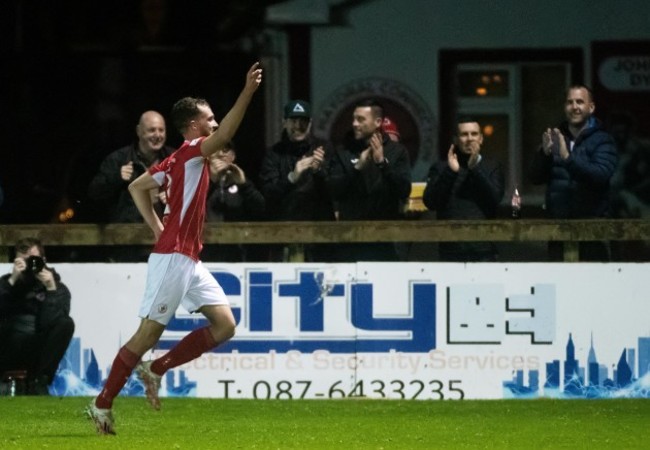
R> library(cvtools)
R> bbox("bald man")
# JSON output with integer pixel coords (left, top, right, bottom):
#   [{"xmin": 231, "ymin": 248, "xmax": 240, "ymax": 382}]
[
  {"xmin": 88, "ymin": 111, "xmax": 175, "ymax": 224},
  {"xmin": 87, "ymin": 111, "xmax": 175, "ymax": 261}
]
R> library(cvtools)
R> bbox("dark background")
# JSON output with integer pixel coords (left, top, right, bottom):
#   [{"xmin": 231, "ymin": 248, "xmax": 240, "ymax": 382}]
[{"xmin": 0, "ymin": 0, "xmax": 282, "ymax": 223}]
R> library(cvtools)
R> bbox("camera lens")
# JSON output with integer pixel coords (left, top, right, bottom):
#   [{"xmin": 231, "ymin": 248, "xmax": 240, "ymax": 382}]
[{"xmin": 26, "ymin": 255, "xmax": 45, "ymax": 274}]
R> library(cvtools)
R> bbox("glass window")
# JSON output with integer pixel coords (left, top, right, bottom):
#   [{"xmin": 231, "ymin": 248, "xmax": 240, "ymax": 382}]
[{"xmin": 457, "ymin": 70, "xmax": 510, "ymax": 98}]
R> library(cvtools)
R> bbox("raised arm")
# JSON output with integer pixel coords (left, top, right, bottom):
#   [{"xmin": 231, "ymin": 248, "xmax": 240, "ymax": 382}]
[{"xmin": 201, "ymin": 62, "xmax": 263, "ymax": 157}]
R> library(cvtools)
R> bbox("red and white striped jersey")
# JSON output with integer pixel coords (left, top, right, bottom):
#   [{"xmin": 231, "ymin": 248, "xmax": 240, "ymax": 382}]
[{"xmin": 149, "ymin": 137, "xmax": 210, "ymax": 261}]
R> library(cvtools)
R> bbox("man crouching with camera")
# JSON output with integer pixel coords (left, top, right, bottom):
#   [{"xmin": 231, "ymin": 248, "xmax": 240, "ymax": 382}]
[{"xmin": 0, "ymin": 238, "xmax": 74, "ymax": 395}]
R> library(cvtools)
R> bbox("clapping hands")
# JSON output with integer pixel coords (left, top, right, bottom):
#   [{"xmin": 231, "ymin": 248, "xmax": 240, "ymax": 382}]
[{"xmin": 542, "ymin": 128, "xmax": 569, "ymax": 160}]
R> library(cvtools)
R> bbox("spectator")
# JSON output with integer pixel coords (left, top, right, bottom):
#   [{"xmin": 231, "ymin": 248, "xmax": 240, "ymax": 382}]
[
  {"xmin": 87, "ymin": 110, "xmax": 174, "ymax": 261},
  {"xmin": 530, "ymin": 85, "xmax": 618, "ymax": 261},
  {"xmin": 423, "ymin": 117, "xmax": 505, "ymax": 261},
  {"xmin": 258, "ymin": 100, "xmax": 336, "ymax": 261},
  {"xmin": 203, "ymin": 141, "xmax": 266, "ymax": 262},
  {"xmin": 88, "ymin": 110, "xmax": 174, "ymax": 223},
  {"xmin": 0, "ymin": 238, "xmax": 74, "ymax": 395},
  {"xmin": 328, "ymin": 99, "xmax": 411, "ymax": 261},
  {"xmin": 608, "ymin": 111, "xmax": 650, "ymax": 219}
]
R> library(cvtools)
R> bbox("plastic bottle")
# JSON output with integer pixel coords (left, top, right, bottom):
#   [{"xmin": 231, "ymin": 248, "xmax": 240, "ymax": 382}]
[{"xmin": 511, "ymin": 188, "xmax": 521, "ymax": 219}]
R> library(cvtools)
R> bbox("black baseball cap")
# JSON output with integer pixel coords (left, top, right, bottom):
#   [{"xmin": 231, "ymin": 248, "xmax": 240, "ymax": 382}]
[{"xmin": 284, "ymin": 100, "xmax": 311, "ymax": 118}]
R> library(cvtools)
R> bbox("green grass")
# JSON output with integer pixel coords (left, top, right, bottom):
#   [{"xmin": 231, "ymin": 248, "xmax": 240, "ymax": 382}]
[{"xmin": 0, "ymin": 397, "xmax": 647, "ymax": 449}]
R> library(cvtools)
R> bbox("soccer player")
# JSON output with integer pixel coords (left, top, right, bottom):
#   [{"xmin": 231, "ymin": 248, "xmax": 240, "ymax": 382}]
[{"xmin": 87, "ymin": 62, "xmax": 263, "ymax": 435}]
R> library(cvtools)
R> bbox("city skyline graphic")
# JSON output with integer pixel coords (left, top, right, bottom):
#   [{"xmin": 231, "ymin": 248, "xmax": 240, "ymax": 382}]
[
  {"xmin": 503, "ymin": 334, "xmax": 650, "ymax": 398},
  {"xmin": 49, "ymin": 337, "xmax": 197, "ymax": 398},
  {"xmin": 45, "ymin": 334, "xmax": 650, "ymax": 399}
]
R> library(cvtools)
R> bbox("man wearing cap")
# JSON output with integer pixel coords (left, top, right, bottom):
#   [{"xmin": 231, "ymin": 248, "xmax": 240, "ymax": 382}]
[
  {"xmin": 258, "ymin": 100, "xmax": 336, "ymax": 261},
  {"xmin": 328, "ymin": 99, "xmax": 412, "ymax": 261}
]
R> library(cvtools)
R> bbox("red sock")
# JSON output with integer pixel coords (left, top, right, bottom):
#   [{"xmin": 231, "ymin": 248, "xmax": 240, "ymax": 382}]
[
  {"xmin": 150, "ymin": 327, "xmax": 217, "ymax": 375},
  {"xmin": 95, "ymin": 346, "xmax": 140, "ymax": 409}
]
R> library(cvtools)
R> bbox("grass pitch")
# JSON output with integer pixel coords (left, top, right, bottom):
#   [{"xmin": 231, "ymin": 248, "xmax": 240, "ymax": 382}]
[{"xmin": 0, "ymin": 396, "xmax": 647, "ymax": 449}]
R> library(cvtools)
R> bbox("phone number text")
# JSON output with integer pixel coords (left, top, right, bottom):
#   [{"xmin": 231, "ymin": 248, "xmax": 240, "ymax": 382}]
[{"xmin": 215, "ymin": 379, "xmax": 465, "ymax": 400}]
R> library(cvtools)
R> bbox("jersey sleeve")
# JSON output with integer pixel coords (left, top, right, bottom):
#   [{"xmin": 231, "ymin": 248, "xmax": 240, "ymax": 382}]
[
  {"xmin": 149, "ymin": 157, "xmax": 172, "ymax": 186},
  {"xmin": 148, "ymin": 138, "xmax": 205, "ymax": 186}
]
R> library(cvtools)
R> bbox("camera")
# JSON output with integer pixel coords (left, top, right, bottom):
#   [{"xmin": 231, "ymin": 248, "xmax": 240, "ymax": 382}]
[{"xmin": 25, "ymin": 255, "xmax": 46, "ymax": 274}]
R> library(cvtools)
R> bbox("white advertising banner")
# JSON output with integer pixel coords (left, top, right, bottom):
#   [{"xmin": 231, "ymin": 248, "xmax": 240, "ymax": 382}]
[{"xmin": 4, "ymin": 262, "xmax": 649, "ymax": 400}]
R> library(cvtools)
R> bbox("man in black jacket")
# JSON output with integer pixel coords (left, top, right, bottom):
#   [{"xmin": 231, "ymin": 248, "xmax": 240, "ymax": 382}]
[
  {"xmin": 259, "ymin": 100, "xmax": 336, "ymax": 261},
  {"xmin": 0, "ymin": 238, "xmax": 74, "ymax": 395},
  {"xmin": 328, "ymin": 99, "xmax": 412, "ymax": 261},
  {"xmin": 423, "ymin": 118, "xmax": 504, "ymax": 261},
  {"xmin": 88, "ymin": 110, "xmax": 174, "ymax": 223}
]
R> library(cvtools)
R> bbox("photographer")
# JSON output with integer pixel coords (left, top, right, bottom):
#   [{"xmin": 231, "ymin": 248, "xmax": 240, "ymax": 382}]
[{"xmin": 0, "ymin": 238, "xmax": 74, "ymax": 395}]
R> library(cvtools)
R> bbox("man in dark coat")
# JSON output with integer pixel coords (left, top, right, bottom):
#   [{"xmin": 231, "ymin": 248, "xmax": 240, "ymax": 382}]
[
  {"xmin": 328, "ymin": 99, "xmax": 412, "ymax": 261},
  {"xmin": 259, "ymin": 100, "xmax": 336, "ymax": 261},
  {"xmin": 88, "ymin": 110, "xmax": 174, "ymax": 223},
  {"xmin": 0, "ymin": 238, "xmax": 74, "ymax": 395},
  {"xmin": 87, "ymin": 110, "xmax": 174, "ymax": 261},
  {"xmin": 530, "ymin": 85, "xmax": 618, "ymax": 260},
  {"xmin": 423, "ymin": 117, "xmax": 505, "ymax": 261}
]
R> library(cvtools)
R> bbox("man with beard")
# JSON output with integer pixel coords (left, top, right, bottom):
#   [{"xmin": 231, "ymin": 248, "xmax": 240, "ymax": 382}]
[
  {"xmin": 259, "ymin": 100, "xmax": 336, "ymax": 261},
  {"xmin": 530, "ymin": 85, "xmax": 618, "ymax": 261},
  {"xmin": 87, "ymin": 63, "xmax": 262, "ymax": 435},
  {"xmin": 328, "ymin": 99, "xmax": 411, "ymax": 261},
  {"xmin": 423, "ymin": 118, "xmax": 504, "ymax": 261}
]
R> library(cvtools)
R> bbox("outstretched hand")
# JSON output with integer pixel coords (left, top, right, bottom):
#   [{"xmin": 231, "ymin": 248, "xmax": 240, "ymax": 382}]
[{"xmin": 244, "ymin": 62, "xmax": 263, "ymax": 94}]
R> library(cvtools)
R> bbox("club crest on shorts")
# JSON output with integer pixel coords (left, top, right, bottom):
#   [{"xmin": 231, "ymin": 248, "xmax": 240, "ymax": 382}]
[{"xmin": 158, "ymin": 304, "xmax": 168, "ymax": 314}]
